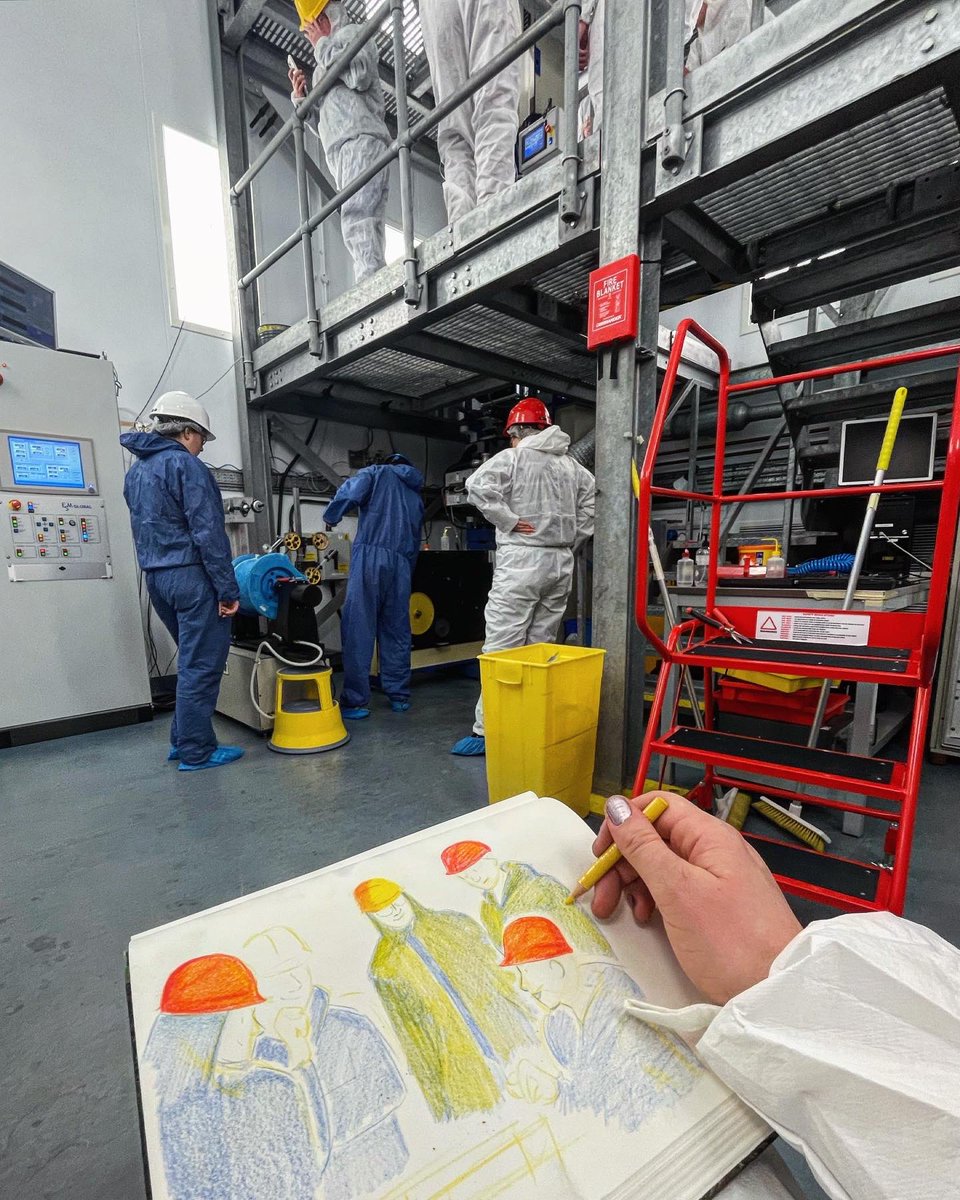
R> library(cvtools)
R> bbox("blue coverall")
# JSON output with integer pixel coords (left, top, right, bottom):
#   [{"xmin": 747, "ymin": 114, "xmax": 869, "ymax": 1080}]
[
  {"xmin": 324, "ymin": 459, "xmax": 424, "ymax": 708},
  {"xmin": 120, "ymin": 432, "xmax": 238, "ymax": 765}
]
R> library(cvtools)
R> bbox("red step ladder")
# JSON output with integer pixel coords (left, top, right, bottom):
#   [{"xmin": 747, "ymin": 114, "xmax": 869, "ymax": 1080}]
[{"xmin": 633, "ymin": 320, "xmax": 960, "ymax": 914}]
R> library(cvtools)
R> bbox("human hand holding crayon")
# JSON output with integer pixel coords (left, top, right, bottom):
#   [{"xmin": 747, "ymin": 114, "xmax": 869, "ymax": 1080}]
[{"xmin": 590, "ymin": 792, "xmax": 801, "ymax": 1005}]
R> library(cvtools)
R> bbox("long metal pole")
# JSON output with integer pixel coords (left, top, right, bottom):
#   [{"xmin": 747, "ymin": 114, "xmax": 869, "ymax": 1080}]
[
  {"xmin": 231, "ymin": 0, "xmax": 391, "ymax": 196},
  {"xmin": 239, "ymin": 1, "xmax": 566, "ymax": 289},
  {"xmin": 389, "ymin": 0, "xmax": 420, "ymax": 307},
  {"xmin": 806, "ymin": 386, "xmax": 909, "ymax": 745},
  {"xmin": 231, "ymin": 192, "xmax": 258, "ymax": 393},
  {"xmin": 660, "ymin": 0, "xmax": 688, "ymax": 173},
  {"xmin": 293, "ymin": 118, "xmax": 322, "ymax": 357},
  {"xmin": 592, "ymin": 0, "xmax": 649, "ymax": 793},
  {"xmin": 559, "ymin": 0, "xmax": 584, "ymax": 225}
]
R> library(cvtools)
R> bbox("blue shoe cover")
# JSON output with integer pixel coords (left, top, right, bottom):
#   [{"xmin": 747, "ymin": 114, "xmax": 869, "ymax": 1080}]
[
  {"xmin": 341, "ymin": 707, "xmax": 371, "ymax": 720},
  {"xmin": 390, "ymin": 700, "xmax": 410, "ymax": 712},
  {"xmin": 178, "ymin": 746, "xmax": 245, "ymax": 771},
  {"xmin": 451, "ymin": 735, "xmax": 485, "ymax": 757},
  {"xmin": 167, "ymin": 747, "xmax": 180, "ymax": 762}
]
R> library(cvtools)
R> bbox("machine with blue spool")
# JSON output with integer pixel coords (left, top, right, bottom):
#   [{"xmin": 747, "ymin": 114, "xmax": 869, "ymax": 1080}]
[{"xmin": 220, "ymin": 552, "xmax": 349, "ymax": 753}]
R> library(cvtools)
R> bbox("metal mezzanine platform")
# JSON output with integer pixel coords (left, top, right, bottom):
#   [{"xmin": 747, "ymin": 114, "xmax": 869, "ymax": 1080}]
[
  {"xmin": 213, "ymin": 0, "xmax": 960, "ymax": 788},
  {"xmin": 238, "ymin": 0, "xmax": 960, "ymax": 434}
]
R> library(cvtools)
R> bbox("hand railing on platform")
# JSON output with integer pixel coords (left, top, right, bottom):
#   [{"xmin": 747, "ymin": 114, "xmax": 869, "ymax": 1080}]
[{"xmin": 227, "ymin": 0, "xmax": 585, "ymax": 392}]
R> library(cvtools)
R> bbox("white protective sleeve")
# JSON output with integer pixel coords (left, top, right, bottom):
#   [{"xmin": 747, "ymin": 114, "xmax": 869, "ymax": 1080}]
[
  {"xmin": 629, "ymin": 912, "xmax": 960, "ymax": 1200},
  {"xmin": 465, "ymin": 451, "xmax": 521, "ymax": 534}
]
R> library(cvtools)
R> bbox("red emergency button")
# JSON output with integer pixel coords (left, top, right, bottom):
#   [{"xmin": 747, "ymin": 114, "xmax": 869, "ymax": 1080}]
[{"xmin": 8, "ymin": 499, "xmax": 21, "ymax": 511}]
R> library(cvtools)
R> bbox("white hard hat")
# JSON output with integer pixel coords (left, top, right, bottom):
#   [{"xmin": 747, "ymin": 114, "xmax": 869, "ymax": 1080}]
[{"xmin": 150, "ymin": 390, "xmax": 216, "ymax": 441}]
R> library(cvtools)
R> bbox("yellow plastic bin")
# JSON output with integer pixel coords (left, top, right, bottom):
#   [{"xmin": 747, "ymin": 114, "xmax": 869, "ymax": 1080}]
[{"xmin": 480, "ymin": 643, "xmax": 606, "ymax": 817}]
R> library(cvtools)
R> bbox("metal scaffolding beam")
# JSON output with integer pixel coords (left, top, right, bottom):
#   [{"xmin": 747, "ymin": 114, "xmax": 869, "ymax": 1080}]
[{"xmin": 592, "ymin": 0, "xmax": 652, "ymax": 793}]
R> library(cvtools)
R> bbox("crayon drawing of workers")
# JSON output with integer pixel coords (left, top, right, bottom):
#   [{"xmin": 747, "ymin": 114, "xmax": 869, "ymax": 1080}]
[
  {"xmin": 441, "ymin": 839, "xmax": 612, "ymax": 955},
  {"xmin": 354, "ymin": 877, "xmax": 535, "ymax": 1121},
  {"xmin": 499, "ymin": 916, "xmax": 702, "ymax": 1129}
]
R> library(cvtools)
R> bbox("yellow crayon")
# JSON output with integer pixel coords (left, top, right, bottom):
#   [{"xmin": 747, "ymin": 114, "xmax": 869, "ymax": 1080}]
[{"xmin": 564, "ymin": 795, "xmax": 670, "ymax": 904}]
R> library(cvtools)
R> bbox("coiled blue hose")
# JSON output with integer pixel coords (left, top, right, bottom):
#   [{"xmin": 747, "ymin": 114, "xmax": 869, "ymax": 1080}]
[{"xmin": 788, "ymin": 554, "xmax": 855, "ymax": 577}]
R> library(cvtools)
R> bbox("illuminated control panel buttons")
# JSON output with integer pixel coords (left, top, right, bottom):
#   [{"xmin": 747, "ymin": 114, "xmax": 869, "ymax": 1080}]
[{"xmin": 8, "ymin": 499, "xmax": 21, "ymax": 511}]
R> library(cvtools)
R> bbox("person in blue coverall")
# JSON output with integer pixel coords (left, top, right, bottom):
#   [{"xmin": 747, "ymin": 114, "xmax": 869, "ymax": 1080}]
[
  {"xmin": 324, "ymin": 454, "xmax": 424, "ymax": 718},
  {"xmin": 120, "ymin": 391, "xmax": 244, "ymax": 771}
]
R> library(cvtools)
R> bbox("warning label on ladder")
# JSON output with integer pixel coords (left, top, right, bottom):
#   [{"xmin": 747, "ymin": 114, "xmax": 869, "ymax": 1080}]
[{"xmin": 754, "ymin": 611, "xmax": 871, "ymax": 646}]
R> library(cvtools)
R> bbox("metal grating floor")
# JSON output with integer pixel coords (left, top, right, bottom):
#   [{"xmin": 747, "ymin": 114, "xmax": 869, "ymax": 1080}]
[
  {"xmin": 528, "ymin": 251, "xmax": 598, "ymax": 308},
  {"xmin": 428, "ymin": 306, "xmax": 595, "ymax": 381},
  {"xmin": 701, "ymin": 89, "xmax": 960, "ymax": 244},
  {"xmin": 330, "ymin": 347, "xmax": 474, "ymax": 395}
]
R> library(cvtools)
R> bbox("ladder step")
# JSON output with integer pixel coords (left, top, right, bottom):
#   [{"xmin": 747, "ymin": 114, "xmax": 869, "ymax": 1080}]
[
  {"xmin": 745, "ymin": 833, "xmax": 882, "ymax": 911},
  {"xmin": 654, "ymin": 726, "xmax": 902, "ymax": 794},
  {"xmin": 683, "ymin": 638, "xmax": 912, "ymax": 676}
]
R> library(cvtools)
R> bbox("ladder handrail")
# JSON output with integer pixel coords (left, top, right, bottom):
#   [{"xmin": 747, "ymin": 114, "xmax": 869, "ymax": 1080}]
[{"xmin": 635, "ymin": 331, "xmax": 960, "ymax": 685}]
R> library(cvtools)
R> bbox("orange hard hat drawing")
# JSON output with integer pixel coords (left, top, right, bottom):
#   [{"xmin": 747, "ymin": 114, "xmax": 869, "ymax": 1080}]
[
  {"xmin": 354, "ymin": 877, "xmax": 403, "ymax": 913},
  {"xmin": 160, "ymin": 954, "xmax": 265, "ymax": 1014},
  {"xmin": 441, "ymin": 840, "xmax": 492, "ymax": 875},
  {"xmin": 500, "ymin": 916, "xmax": 574, "ymax": 967},
  {"xmin": 503, "ymin": 397, "xmax": 551, "ymax": 435}
]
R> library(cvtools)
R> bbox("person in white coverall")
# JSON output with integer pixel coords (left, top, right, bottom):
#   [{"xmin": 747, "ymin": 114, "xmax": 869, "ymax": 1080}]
[
  {"xmin": 289, "ymin": 0, "xmax": 389, "ymax": 281},
  {"xmin": 578, "ymin": 0, "xmax": 604, "ymax": 136},
  {"xmin": 451, "ymin": 398, "xmax": 595, "ymax": 756},
  {"xmin": 590, "ymin": 790, "xmax": 960, "ymax": 1200},
  {"xmin": 418, "ymin": 0, "xmax": 522, "ymax": 224}
]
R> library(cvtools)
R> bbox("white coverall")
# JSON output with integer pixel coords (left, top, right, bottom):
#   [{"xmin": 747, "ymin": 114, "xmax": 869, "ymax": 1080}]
[
  {"xmin": 418, "ymin": 0, "xmax": 522, "ymax": 224},
  {"xmin": 631, "ymin": 912, "xmax": 960, "ymax": 1199},
  {"xmin": 466, "ymin": 425, "xmax": 595, "ymax": 736},
  {"xmin": 300, "ymin": 2, "xmax": 390, "ymax": 281},
  {"xmin": 685, "ymin": 0, "xmax": 767, "ymax": 70},
  {"xmin": 580, "ymin": 0, "xmax": 604, "ymax": 135}
]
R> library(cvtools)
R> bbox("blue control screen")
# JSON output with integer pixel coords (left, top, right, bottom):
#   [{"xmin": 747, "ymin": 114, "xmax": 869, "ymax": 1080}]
[
  {"xmin": 8, "ymin": 435, "xmax": 86, "ymax": 489},
  {"xmin": 522, "ymin": 124, "xmax": 546, "ymax": 161}
]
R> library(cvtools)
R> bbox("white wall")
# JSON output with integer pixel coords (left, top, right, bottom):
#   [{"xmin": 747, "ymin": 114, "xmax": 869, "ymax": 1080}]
[{"xmin": 0, "ymin": 0, "xmax": 244, "ymax": 466}]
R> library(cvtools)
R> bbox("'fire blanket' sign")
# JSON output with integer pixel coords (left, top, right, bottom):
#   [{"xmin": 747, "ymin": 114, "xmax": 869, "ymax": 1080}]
[
  {"xmin": 587, "ymin": 254, "xmax": 640, "ymax": 350},
  {"xmin": 754, "ymin": 610, "xmax": 871, "ymax": 646}
]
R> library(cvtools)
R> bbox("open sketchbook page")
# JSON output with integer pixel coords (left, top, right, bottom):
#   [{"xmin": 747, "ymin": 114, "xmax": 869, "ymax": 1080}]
[{"xmin": 129, "ymin": 793, "xmax": 767, "ymax": 1200}]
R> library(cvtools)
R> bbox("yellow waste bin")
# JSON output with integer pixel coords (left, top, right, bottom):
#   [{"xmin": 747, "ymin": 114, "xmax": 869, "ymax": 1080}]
[{"xmin": 480, "ymin": 643, "xmax": 606, "ymax": 817}]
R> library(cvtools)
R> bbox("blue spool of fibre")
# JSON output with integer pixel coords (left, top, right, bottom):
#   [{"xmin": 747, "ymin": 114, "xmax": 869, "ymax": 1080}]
[{"xmin": 233, "ymin": 553, "xmax": 307, "ymax": 619}]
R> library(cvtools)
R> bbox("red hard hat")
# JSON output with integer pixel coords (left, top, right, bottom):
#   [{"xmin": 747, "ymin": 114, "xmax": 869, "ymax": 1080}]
[
  {"xmin": 503, "ymin": 397, "xmax": 551, "ymax": 435},
  {"xmin": 441, "ymin": 840, "xmax": 492, "ymax": 875},
  {"xmin": 500, "ymin": 916, "xmax": 573, "ymax": 967},
  {"xmin": 160, "ymin": 954, "xmax": 265, "ymax": 1014}
]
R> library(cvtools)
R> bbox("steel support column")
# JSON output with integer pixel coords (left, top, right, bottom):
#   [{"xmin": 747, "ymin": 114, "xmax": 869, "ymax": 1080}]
[
  {"xmin": 592, "ymin": 0, "xmax": 652, "ymax": 794},
  {"xmin": 210, "ymin": 3, "xmax": 273, "ymax": 548}
]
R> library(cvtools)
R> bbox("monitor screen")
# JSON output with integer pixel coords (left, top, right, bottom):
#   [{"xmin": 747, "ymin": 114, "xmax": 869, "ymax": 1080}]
[
  {"xmin": 838, "ymin": 413, "xmax": 937, "ymax": 486},
  {"xmin": 8, "ymin": 434, "xmax": 87, "ymax": 490},
  {"xmin": 522, "ymin": 123, "xmax": 547, "ymax": 161}
]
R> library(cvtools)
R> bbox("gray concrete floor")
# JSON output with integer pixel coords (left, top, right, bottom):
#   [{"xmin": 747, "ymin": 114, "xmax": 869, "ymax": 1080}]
[{"xmin": 2, "ymin": 673, "xmax": 959, "ymax": 1199}]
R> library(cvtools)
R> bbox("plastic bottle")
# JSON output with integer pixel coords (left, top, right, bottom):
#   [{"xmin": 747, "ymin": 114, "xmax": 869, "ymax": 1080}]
[
  {"xmin": 695, "ymin": 540, "xmax": 710, "ymax": 584},
  {"xmin": 766, "ymin": 554, "xmax": 786, "ymax": 579},
  {"xmin": 676, "ymin": 548, "xmax": 695, "ymax": 586},
  {"xmin": 441, "ymin": 527, "xmax": 453, "ymax": 551}
]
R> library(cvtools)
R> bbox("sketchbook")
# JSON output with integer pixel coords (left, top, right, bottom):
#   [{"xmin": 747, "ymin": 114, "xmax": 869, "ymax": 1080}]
[{"xmin": 128, "ymin": 792, "xmax": 770, "ymax": 1200}]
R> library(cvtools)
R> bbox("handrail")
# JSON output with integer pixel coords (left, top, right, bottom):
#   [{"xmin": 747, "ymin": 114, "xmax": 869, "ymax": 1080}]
[
  {"xmin": 635, "ymin": 319, "xmax": 731, "ymax": 653},
  {"xmin": 728, "ymin": 344, "xmax": 960, "ymax": 394},
  {"xmin": 229, "ymin": 0, "xmax": 582, "ymax": 387},
  {"xmin": 231, "ymin": 0, "xmax": 391, "ymax": 198}
]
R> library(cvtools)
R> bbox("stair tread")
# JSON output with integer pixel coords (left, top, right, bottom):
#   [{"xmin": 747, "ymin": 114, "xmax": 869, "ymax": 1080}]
[
  {"xmin": 682, "ymin": 639, "xmax": 913, "ymax": 675},
  {"xmin": 657, "ymin": 726, "xmax": 897, "ymax": 785}
]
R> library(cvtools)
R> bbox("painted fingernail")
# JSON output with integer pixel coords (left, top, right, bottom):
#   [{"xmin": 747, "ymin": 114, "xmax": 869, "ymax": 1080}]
[{"xmin": 605, "ymin": 796, "xmax": 632, "ymax": 826}]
